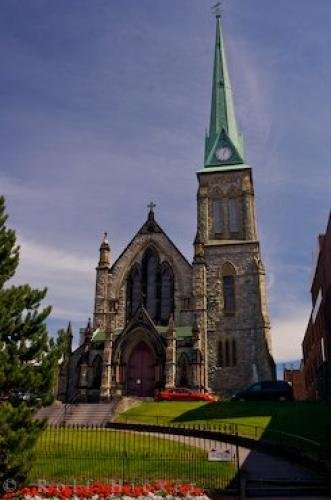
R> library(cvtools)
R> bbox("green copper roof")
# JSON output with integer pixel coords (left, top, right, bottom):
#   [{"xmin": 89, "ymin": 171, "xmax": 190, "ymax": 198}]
[
  {"xmin": 204, "ymin": 15, "xmax": 244, "ymax": 168},
  {"xmin": 156, "ymin": 326, "xmax": 192, "ymax": 339},
  {"xmin": 91, "ymin": 328, "xmax": 105, "ymax": 343},
  {"xmin": 91, "ymin": 326, "xmax": 193, "ymax": 343}
]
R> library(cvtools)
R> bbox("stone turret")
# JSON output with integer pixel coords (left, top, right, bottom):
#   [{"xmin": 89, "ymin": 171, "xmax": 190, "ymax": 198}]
[
  {"xmin": 84, "ymin": 317, "xmax": 93, "ymax": 345},
  {"xmin": 94, "ymin": 233, "xmax": 111, "ymax": 331}
]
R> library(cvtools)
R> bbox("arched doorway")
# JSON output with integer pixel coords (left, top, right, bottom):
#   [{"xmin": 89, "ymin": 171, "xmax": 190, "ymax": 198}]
[
  {"xmin": 91, "ymin": 355, "xmax": 103, "ymax": 389},
  {"xmin": 127, "ymin": 341, "xmax": 155, "ymax": 396}
]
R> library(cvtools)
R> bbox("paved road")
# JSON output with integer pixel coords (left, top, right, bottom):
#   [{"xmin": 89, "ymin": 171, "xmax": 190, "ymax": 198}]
[
  {"xmin": 138, "ymin": 431, "xmax": 321, "ymax": 482},
  {"xmin": 238, "ymin": 446, "xmax": 318, "ymax": 481},
  {"xmin": 110, "ymin": 429, "xmax": 330, "ymax": 497}
]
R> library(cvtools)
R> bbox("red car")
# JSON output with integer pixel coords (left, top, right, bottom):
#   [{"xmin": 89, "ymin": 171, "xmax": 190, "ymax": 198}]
[{"xmin": 155, "ymin": 387, "xmax": 215, "ymax": 402}]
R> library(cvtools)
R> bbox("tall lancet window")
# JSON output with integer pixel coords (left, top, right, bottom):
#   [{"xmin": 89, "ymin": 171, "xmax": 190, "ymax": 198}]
[
  {"xmin": 222, "ymin": 262, "xmax": 236, "ymax": 315},
  {"xmin": 160, "ymin": 263, "xmax": 174, "ymax": 324},
  {"xmin": 228, "ymin": 198, "xmax": 240, "ymax": 233},
  {"xmin": 142, "ymin": 247, "xmax": 160, "ymax": 321},
  {"xmin": 126, "ymin": 247, "xmax": 175, "ymax": 324},
  {"xmin": 126, "ymin": 264, "xmax": 142, "ymax": 319},
  {"xmin": 213, "ymin": 199, "xmax": 224, "ymax": 235}
]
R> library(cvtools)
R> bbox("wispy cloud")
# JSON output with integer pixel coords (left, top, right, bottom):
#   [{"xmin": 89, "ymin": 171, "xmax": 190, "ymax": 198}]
[
  {"xmin": 12, "ymin": 237, "xmax": 96, "ymax": 335},
  {"xmin": 271, "ymin": 304, "xmax": 310, "ymax": 362},
  {"xmin": 1, "ymin": 0, "xmax": 330, "ymax": 363}
]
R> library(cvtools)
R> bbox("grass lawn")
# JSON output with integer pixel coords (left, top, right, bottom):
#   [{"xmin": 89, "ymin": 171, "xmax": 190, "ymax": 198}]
[
  {"xmin": 28, "ymin": 427, "xmax": 236, "ymax": 488},
  {"xmin": 117, "ymin": 401, "xmax": 331, "ymax": 454}
]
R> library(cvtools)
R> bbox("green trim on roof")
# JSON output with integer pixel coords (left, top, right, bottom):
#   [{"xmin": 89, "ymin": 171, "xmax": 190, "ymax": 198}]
[
  {"xmin": 197, "ymin": 164, "xmax": 251, "ymax": 174},
  {"xmin": 91, "ymin": 326, "xmax": 193, "ymax": 342},
  {"xmin": 156, "ymin": 326, "xmax": 193, "ymax": 339}
]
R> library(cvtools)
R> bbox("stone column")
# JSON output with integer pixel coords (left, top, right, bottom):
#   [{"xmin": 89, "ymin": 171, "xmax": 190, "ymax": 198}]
[
  {"xmin": 192, "ymin": 237, "xmax": 208, "ymax": 391},
  {"xmin": 191, "ymin": 317, "xmax": 202, "ymax": 390},
  {"xmin": 165, "ymin": 315, "xmax": 176, "ymax": 388},
  {"xmin": 243, "ymin": 184, "xmax": 257, "ymax": 241},
  {"xmin": 100, "ymin": 332, "xmax": 113, "ymax": 401},
  {"xmin": 100, "ymin": 299, "xmax": 119, "ymax": 400},
  {"xmin": 197, "ymin": 186, "xmax": 209, "ymax": 242}
]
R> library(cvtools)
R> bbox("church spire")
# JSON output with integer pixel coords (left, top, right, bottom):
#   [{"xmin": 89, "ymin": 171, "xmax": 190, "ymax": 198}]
[{"xmin": 204, "ymin": 13, "xmax": 244, "ymax": 168}]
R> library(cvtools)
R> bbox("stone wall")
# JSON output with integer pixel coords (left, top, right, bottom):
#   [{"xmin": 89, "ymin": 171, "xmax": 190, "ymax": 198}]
[
  {"xmin": 196, "ymin": 168, "xmax": 274, "ymax": 396},
  {"xmin": 107, "ymin": 231, "xmax": 193, "ymax": 330}
]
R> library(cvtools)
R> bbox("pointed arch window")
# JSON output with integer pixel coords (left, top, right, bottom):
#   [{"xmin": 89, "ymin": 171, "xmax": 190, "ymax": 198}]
[
  {"xmin": 217, "ymin": 338, "xmax": 237, "ymax": 367},
  {"xmin": 142, "ymin": 247, "xmax": 160, "ymax": 320},
  {"xmin": 213, "ymin": 199, "xmax": 224, "ymax": 234},
  {"xmin": 228, "ymin": 198, "xmax": 240, "ymax": 233},
  {"xmin": 217, "ymin": 341, "xmax": 224, "ymax": 367},
  {"xmin": 225, "ymin": 340, "xmax": 230, "ymax": 367},
  {"xmin": 126, "ymin": 247, "xmax": 175, "ymax": 324},
  {"xmin": 222, "ymin": 262, "xmax": 236, "ymax": 315},
  {"xmin": 232, "ymin": 339, "xmax": 237, "ymax": 366},
  {"xmin": 126, "ymin": 264, "xmax": 142, "ymax": 319},
  {"xmin": 160, "ymin": 263, "xmax": 174, "ymax": 325}
]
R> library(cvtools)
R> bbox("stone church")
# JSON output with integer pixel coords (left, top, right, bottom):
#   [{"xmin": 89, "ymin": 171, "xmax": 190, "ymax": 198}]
[{"xmin": 58, "ymin": 14, "xmax": 275, "ymax": 403}]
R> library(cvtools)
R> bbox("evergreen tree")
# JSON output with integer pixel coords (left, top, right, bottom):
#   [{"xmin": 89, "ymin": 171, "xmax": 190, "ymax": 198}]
[{"xmin": 0, "ymin": 196, "xmax": 65, "ymax": 491}]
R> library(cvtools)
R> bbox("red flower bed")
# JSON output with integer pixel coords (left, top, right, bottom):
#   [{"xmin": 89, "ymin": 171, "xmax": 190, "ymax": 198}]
[{"xmin": 3, "ymin": 481, "xmax": 208, "ymax": 499}]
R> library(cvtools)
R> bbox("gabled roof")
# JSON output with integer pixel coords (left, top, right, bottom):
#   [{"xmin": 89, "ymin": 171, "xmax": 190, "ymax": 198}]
[{"xmin": 110, "ymin": 208, "xmax": 192, "ymax": 272}]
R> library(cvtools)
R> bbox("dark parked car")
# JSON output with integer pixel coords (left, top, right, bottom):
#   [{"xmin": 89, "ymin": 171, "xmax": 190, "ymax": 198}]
[{"xmin": 231, "ymin": 381, "xmax": 294, "ymax": 401}]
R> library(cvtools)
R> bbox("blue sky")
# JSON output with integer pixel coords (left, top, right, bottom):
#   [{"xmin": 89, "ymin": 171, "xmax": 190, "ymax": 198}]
[{"xmin": 1, "ymin": 0, "xmax": 330, "ymax": 363}]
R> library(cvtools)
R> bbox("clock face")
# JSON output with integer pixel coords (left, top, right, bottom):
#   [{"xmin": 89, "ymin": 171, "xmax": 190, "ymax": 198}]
[{"xmin": 216, "ymin": 146, "xmax": 232, "ymax": 161}]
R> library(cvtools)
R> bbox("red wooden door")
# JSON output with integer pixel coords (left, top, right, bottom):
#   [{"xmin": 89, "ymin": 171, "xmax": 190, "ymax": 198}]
[{"xmin": 127, "ymin": 341, "xmax": 155, "ymax": 396}]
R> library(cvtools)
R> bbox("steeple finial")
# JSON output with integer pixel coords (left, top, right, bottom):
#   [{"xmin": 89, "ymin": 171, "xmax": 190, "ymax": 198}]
[
  {"xmin": 204, "ymin": 11, "xmax": 244, "ymax": 168},
  {"xmin": 98, "ymin": 231, "xmax": 110, "ymax": 268},
  {"xmin": 67, "ymin": 321, "xmax": 73, "ymax": 337},
  {"xmin": 212, "ymin": 2, "xmax": 222, "ymax": 18},
  {"xmin": 147, "ymin": 201, "xmax": 156, "ymax": 221},
  {"xmin": 100, "ymin": 232, "xmax": 109, "ymax": 249},
  {"xmin": 148, "ymin": 201, "xmax": 156, "ymax": 213},
  {"xmin": 85, "ymin": 317, "xmax": 92, "ymax": 343}
]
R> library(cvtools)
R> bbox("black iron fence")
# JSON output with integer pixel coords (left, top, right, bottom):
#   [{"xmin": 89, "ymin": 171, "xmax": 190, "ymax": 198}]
[
  {"xmin": 117, "ymin": 413, "xmax": 326, "ymax": 462},
  {"xmin": 29, "ymin": 426, "xmax": 239, "ymax": 490}
]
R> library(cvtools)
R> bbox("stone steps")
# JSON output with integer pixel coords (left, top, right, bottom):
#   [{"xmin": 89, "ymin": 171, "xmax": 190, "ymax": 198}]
[
  {"xmin": 63, "ymin": 402, "xmax": 115, "ymax": 427},
  {"xmin": 35, "ymin": 401, "xmax": 66, "ymax": 426}
]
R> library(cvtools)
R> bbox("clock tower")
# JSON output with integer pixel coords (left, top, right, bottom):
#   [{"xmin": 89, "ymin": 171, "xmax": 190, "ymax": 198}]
[{"xmin": 194, "ymin": 13, "xmax": 275, "ymax": 394}]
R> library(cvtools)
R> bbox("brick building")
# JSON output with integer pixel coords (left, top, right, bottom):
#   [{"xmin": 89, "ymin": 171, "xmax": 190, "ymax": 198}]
[
  {"xmin": 302, "ymin": 213, "xmax": 331, "ymax": 401},
  {"xmin": 284, "ymin": 363, "xmax": 307, "ymax": 400},
  {"xmin": 57, "ymin": 14, "xmax": 275, "ymax": 403}
]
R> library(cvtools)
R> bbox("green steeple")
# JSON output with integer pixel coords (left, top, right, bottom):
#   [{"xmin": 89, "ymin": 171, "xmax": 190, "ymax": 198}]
[{"xmin": 204, "ymin": 14, "xmax": 244, "ymax": 168}]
